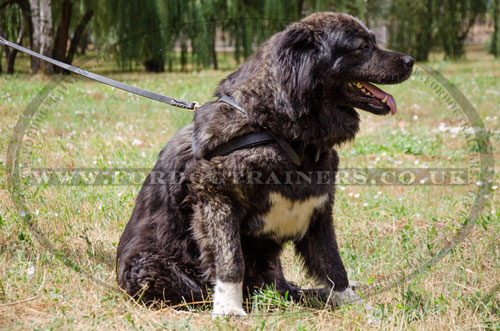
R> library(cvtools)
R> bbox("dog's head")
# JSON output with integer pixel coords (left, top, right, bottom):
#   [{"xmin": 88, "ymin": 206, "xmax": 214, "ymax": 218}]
[{"xmin": 273, "ymin": 12, "xmax": 414, "ymax": 119}]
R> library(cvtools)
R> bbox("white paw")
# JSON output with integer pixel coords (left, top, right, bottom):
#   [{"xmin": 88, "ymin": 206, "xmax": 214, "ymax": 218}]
[
  {"xmin": 212, "ymin": 304, "xmax": 247, "ymax": 318},
  {"xmin": 348, "ymin": 279, "xmax": 359, "ymax": 290},
  {"xmin": 211, "ymin": 280, "xmax": 247, "ymax": 319},
  {"xmin": 333, "ymin": 286, "xmax": 363, "ymax": 306}
]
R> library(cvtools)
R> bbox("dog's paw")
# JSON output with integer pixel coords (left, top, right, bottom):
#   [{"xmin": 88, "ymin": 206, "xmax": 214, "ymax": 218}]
[
  {"xmin": 211, "ymin": 280, "xmax": 247, "ymax": 319},
  {"xmin": 333, "ymin": 286, "xmax": 363, "ymax": 306},
  {"xmin": 348, "ymin": 279, "xmax": 359, "ymax": 290},
  {"xmin": 212, "ymin": 304, "xmax": 247, "ymax": 319}
]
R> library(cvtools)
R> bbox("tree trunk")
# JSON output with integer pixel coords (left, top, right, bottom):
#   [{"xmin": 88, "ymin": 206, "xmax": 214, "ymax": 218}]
[
  {"xmin": 52, "ymin": 0, "xmax": 72, "ymax": 72},
  {"xmin": 29, "ymin": 0, "xmax": 41, "ymax": 73},
  {"xmin": 28, "ymin": 0, "xmax": 53, "ymax": 74},
  {"xmin": 209, "ymin": 20, "xmax": 218, "ymax": 70},
  {"xmin": 65, "ymin": 8, "xmax": 93, "ymax": 65},
  {"xmin": 0, "ymin": 15, "xmax": 5, "ymax": 75},
  {"xmin": 0, "ymin": 27, "xmax": 3, "ymax": 74},
  {"xmin": 364, "ymin": 0, "xmax": 370, "ymax": 27},
  {"xmin": 493, "ymin": 0, "xmax": 500, "ymax": 56},
  {"xmin": 298, "ymin": 0, "xmax": 304, "ymax": 18},
  {"xmin": 77, "ymin": 30, "xmax": 89, "ymax": 55},
  {"xmin": 180, "ymin": 37, "xmax": 187, "ymax": 72},
  {"xmin": 6, "ymin": 8, "xmax": 25, "ymax": 74},
  {"xmin": 1, "ymin": 1, "xmax": 26, "ymax": 74},
  {"xmin": 39, "ymin": 0, "xmax": 53, "ymax": 74}
]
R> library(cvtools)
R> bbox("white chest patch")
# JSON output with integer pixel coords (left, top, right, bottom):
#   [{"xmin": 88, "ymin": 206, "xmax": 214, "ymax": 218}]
[{"xmin": 259, "ymin": 192, "xmax": 329, "ymax": 240}]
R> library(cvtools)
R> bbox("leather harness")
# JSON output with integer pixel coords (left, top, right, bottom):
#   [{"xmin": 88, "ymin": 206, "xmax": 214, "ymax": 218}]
[{"xmin": 195, "ymin": 95, "xmax": 303, "ymax": 166}]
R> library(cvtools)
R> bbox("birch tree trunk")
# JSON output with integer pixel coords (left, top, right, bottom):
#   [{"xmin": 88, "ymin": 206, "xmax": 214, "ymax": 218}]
[
  {"xmin": 29, "ymin": 0, "xmax": 41, "ymax": 73},
  {"xmin": 39, "ymin": 0, "xmax": 53, "ymax": 74},
  {"xmin": 29, "ymin": 0, "xmax": 52, "ymax": 74}
]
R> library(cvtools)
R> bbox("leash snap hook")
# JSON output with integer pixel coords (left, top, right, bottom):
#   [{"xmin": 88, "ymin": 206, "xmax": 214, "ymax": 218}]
[{"xmin": 191, "ymin": 102, "xmax": 201, "ymax": 112}]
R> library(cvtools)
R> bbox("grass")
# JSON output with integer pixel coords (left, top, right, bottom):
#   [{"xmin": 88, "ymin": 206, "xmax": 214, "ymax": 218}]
[{"xmin": 1, "ymin": 45, "xmax": 500, "ymax": 329}]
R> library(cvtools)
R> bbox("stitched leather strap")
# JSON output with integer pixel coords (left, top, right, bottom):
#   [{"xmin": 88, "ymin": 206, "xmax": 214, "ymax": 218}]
[
  {"xmin": 204, "ymin": 131, "xmax": 275, "ymax": 159},
  {"xmin": 0, "ymin": 36, "xmax": 199, "ymax": 110},
  {"xmin": 219, "ymin": 95, "xmax": 246, "ymax": 115},
  {"xmin": 215, "ymin": 95, "xmax": 302, "ymax": 166}
]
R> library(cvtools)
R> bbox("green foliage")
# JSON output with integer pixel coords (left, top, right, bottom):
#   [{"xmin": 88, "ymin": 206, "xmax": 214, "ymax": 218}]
[
  {"xmin": 225, "ymin": 0, "xmax": 299, "ymax": 63},
  {"xmin": 438, "ymin": 0, "xmax": 488, "ymax": 60},
  {"xmin": 251, "ymin": 285, "xmax": 293, "ymax": 313},
  {"xmin": 397, "ymin": 287, "xmax": 434, "ymax": 323},
  {"xmin": 0, "ymin": 2, "xmax": 23, "ymax": 43},
  {"xmin": 3, "ymin": 0, "xmax": 499, "ymax": 72},
  {"xmin": 389, "ymin": 0, "xmax": 488, "ymax": 61},
  {"xmin": 0, "ymin": 1, "xmax": 25, "ymax": 74},
  {"xmin": 114, "ymin": 0, "xmax": 165, "ymax": 72},
  {"xmin": 348, "ymin": 128, "xmax": 443, "ymax": 156},
  {"xmin": 388, "ymin": 0, "xmax": 437, "ymax": 61},
  {"xmin": 86, "ymin": 0, "xmax": 369, "ymax": 71}
]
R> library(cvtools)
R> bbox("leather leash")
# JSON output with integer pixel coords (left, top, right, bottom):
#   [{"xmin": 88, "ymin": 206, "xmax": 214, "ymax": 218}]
[
  {"xmin": 0, "ymin": 36, "xmax": 200, "ymax": 111},
  {"xmin": 1, "ymin": 36, "xmax": 303, "ymax": 166}
]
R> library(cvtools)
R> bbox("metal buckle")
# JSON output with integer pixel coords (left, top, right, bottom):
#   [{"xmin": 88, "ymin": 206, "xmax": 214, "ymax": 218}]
[{"xmin": 191, "ymin": 102, "xmax": 200, "ymax": 112}]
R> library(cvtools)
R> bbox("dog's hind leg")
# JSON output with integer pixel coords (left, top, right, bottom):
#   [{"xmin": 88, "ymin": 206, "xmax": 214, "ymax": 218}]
[{"xmin": 118, "ymin": 251, "xmax": 206, "ymax": 306}]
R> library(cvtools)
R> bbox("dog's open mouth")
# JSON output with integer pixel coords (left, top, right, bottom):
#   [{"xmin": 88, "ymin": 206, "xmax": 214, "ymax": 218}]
[{"xmin": 341, "ymin": 82, "xmax": 397, "ymax": 115}]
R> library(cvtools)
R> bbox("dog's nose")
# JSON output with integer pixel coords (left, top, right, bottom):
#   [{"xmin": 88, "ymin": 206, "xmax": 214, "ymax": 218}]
[{"xmin": 402, "ymin": 55, "xmax": 415, "ymax": 67}]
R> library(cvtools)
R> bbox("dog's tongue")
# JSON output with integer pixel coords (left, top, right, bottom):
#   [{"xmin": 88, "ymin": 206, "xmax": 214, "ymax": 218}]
[{"xmin": 361, "ymin": 82, "xmax": 397, "ymax": 115}]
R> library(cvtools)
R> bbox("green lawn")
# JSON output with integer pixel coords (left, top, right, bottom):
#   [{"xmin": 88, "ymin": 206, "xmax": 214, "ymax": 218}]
[{"xmin": 0, "ymin": 47, "xmax": 499, "ymax": 329}]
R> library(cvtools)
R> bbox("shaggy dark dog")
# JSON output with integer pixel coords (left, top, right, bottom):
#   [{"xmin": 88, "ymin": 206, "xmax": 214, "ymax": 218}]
[{"xmin": 117, "ymin": 12, "xmax": 414, "ymax": 316}]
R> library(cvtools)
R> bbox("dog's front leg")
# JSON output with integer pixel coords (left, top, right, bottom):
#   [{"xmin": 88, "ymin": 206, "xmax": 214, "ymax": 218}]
[
  {"xmin": 294, "ymin": 205, "xmax": 361, "ymax": 306},
  {"xmin": 193, "ymin": 197, "xmax": 246, "ymax": 318}
]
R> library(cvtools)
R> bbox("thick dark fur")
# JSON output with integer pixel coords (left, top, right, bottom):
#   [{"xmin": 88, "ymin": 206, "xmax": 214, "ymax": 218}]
[{"xmin": 117, "ymin": 12, "xmax": 414, "ymax": 311}]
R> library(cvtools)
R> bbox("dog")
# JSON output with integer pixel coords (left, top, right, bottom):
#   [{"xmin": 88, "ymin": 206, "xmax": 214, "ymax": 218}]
[{"xmin": 116, "ymin": 12, "xmax": 414, "ymax": 317}]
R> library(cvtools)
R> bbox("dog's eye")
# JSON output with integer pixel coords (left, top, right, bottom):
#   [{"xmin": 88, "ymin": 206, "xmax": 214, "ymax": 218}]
[{"xmin": 350, "ymin": 44, "xmax": 369, "ymax": 53}]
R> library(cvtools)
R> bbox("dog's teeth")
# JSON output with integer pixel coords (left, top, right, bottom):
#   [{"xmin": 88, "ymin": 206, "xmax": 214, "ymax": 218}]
[
  {"xmin": 355, "ymin": 82, "xmax": 362, "ymax": 88},
  {"xmin": 381, "ymin": 96, "xmax": 388, "ymax": 103}
]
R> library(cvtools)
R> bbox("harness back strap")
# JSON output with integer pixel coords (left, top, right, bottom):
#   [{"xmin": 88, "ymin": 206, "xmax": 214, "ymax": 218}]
[{"xmin": 204, "ymin": 95, "xmax": 302, "ymax": 166}]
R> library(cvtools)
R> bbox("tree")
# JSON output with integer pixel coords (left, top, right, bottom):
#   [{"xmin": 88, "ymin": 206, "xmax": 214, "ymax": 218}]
[
  {"xmin": 90, "ymin": 0, "xmax": 369, "ymax": 72},
  {"xmin": 388, "ymin": 0, "xmax": 437, "ymax": 62},
  {"xmin": 102, "ymin": 0, "xmax": 165, "ymax": 72},
  {"xmin": 52, "ymin": 0, "xmax": 94, "ymax": 72},
  {"xmin": 0, "ymin": 0, "xmax": 31, "ymax": 74},
  {"xmin": 438, "ymin": 0, "xmax": 488, "ymax": 59},
  {"xmin": 29, "ymin": 0, "xmax": 53, "ymax": 74},
  {"xmin": 490, "ymin": 0, "xmax": 500, "ymax": 57},
  {"xmin": 0, "ymin": 2, "xmax": 25, "ymax": 74},
  {"xmin": 388, "ymin": 0, "xmax": 488, "ymax": 61}
]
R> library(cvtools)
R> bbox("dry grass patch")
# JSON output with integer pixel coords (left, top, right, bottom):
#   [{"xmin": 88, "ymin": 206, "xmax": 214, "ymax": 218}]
[{"xmin": 1, "ymin": 46, "xmax": 499, "ymax": 329}]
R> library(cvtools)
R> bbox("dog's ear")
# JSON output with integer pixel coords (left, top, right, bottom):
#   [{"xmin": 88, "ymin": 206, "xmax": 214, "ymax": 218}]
[{"xmin": 273, "ymin": 24, "xmax": 321, "ymax": 119}]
